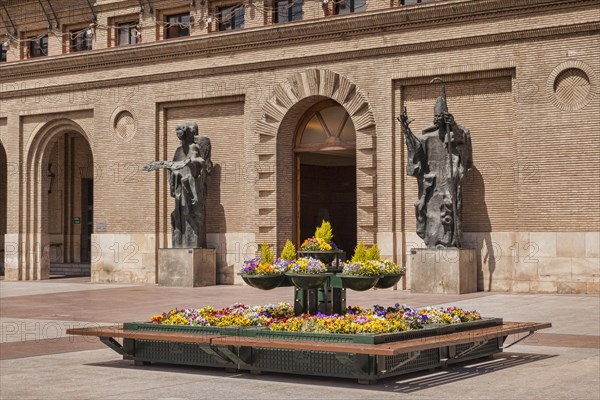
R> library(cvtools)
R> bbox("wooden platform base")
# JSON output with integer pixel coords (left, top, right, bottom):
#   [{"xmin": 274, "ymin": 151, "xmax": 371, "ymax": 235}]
[{"xmin": 67, "ymin": 322, "xmax": 551, "ymax": 384}]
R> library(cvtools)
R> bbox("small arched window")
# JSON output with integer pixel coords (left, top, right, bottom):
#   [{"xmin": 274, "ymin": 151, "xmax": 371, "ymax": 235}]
[{"xmin": 295, "ymin": 101, "xmax": 356, "ymax": 152}]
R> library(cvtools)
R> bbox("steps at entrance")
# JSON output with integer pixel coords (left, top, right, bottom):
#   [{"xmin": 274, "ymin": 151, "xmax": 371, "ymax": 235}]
[{"xmin": 50, "ymin": 263, "xmax": 90, "ymax": 277}]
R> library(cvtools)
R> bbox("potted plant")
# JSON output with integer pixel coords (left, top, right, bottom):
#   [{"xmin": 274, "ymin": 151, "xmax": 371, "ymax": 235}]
[
  {"xmin": 238, "ymin": 242, "xmax": 289, "ymax": 290},
  {"xmin": 285, "ymin": 257, "xmax": 331, "ymax": 290},
  {"xmin": 375, "ymin": 259, "xmax": 406, "ymax": 289},
  {"xmin": 298, "ymin": 220, "xmax": 341, "ymax": 266},
  {"xmin": 338, "ymin": 242, "xmax": 383, "ymax": 291},
  {"xmin": 361, "ymin": 242, "xmax": 406, "ymax": 289}
]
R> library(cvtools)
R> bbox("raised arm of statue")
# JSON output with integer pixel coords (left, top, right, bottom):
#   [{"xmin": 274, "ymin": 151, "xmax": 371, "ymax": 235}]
[
  {"xmin": 398, "ymin": 107, "xmax": 425, "ymax": 177},
  {"xmin": 143, "ymin": 158, "xmax": 192, "ymax": 172},
  {"xmin": 398, "ymin": 107, "xmax": 420, "ymax": 154}
]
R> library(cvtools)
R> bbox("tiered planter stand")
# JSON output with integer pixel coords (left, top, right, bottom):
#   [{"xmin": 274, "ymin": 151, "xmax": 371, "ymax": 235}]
[{"xmin": 291, "ymin": 250, "xmax": 346, "ymax": 315}]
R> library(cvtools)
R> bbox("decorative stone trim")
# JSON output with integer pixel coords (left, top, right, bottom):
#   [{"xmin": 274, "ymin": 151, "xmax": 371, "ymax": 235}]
[
  {"xmin": 255, "ymin": 68, "xmax": 376, "ymax": 246},
  {"xmin": 546, "ymin": 60, "xmax": 597, "ymax": 111},
  {"xmin": 110, "ymin": 106, "xmax": 138, "ymax": 144},
  {"xmin": 17, "ymin": 104, "xmax": 97, "ymax": 117},
  {"xmin": 392, "ymin": 62, "xmax": 516, "ymax": 82}
]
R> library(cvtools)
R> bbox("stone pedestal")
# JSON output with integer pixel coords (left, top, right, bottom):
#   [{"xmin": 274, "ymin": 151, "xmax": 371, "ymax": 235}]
[
  {"xmin": 410, "ymin": 248, "xmax": 477, "ymax": 294},
  {"xmin": 158, "ymin": 248, "xmax": 216, "ymax": 287}
]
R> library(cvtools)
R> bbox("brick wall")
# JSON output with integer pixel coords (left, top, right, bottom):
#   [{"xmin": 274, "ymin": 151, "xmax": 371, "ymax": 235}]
[
  {"xmin": 165, "ymin": 101, "xmax": 247, "ymax": 233},
  {"xmin": 0, "ymin": 138, "xmax": 6, "ymax": 274},
  {"xmin": 0, "ymin": 0, "xmax": 598, "ymax": 291},
  {"xmin": 400, "ymin": 73, "xmax": 516, "ymax": 232}
]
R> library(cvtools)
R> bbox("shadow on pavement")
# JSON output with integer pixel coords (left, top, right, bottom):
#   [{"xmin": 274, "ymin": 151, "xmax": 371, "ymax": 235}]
[
  {"xmin": 380, "ymin": 352, "xmax": 556, "ymax": 393},
  {"xmin": 85, "ymin": 351, "xmax": 556, "ymax": 392}
]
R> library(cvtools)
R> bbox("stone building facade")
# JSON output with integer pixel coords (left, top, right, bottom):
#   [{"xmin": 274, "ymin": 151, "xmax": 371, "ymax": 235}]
[{"xmin": 0, "ymin": 0, "xmax": 598, "ymax": 293}]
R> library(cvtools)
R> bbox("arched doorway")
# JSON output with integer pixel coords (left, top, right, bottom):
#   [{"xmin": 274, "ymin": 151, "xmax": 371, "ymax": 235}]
[
  {"xmin": 258, "ymin": 69, "xmax": 376, "ymax": 255},
  {"xmin": 294, "ymin": 99, "xmax": 357, "ymax": 253},
  {"xmin": 0, "ymin": 142, "xmax": 6, "ymax": 276},
  {"xmin": 15, "ymin": 118, "xmax": 95, "ymax": 280},
  {"xmin": 43, "ymin": 132, "xmax": 94, "ymax": 276}
]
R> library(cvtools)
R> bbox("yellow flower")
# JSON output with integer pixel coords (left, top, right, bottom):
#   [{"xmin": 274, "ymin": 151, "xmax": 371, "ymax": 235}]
[{"xmin": 316, "ymin": 238, "xmax": 332, "ymax": 251}]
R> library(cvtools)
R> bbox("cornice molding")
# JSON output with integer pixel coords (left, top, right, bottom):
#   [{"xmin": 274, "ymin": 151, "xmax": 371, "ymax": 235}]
[
  {"xmin": 17, "ymin": 105, "xmax": 95, "ymax": 117},
  {"xmin": 391, "ymin": 62, "xmax": 516, "ymax": 81},
  {"xmin": 0, "ymin": 0, "xmax": 597, "ymax": 82},
  {"xmin": 1, "ymin": 19, "xmax": 597, "ymax": 100}
]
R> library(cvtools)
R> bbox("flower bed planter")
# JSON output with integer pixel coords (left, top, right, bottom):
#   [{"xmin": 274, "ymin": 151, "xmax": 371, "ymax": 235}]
[
  {"xmin": 254, "ymin": 317, "xmax": 502, "ymax": 344},
  {"xmin": 374, "ymin": 274, "xmax": 404, "ymax": 289},
  {"xmin": 286, "ymin": 273, "xmax": 333, "ymax": 290},
  {"xmin": 254, "ymin": 324, "xmax": 440, "ymax": 344},
  {"xmin": 121, "ymin": 317, "xmax": 503, "ymax": 345},
  {"xmin": 118, "ymin": 300, "xmax": 505, "ymax": 382},
  {"xmin": 70, "ymin": 319, "xmax": 552, "ymax": 385},
  {"xmin": 114, "ymin": 317, "xmax": 505, "ymax": 383},
  {"xmin": 337, "ymin": 274, "xmax": 381, "ymax": 291},
  {"xmin": 238, "ymin": 274, "xmax": 285, "ymax": 290}
]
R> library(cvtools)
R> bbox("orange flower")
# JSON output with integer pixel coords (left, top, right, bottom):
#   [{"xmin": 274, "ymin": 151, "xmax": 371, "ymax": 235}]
[{"xmin": 151, "ymin": 315, "xmax": 163, "ymax": 323}]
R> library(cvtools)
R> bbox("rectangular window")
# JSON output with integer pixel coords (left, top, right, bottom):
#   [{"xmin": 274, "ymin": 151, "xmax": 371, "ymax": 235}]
[
  {"xmin": 166, "ymin": 13, "xmax": 192, "ymax": 39},
  {"xmin": 1, "ymin": 43, "xmax": 7, "ymax": 62},
  {"xmin": 117, "ymin": 21, "xmax": 139, "ymax": 45},
  {"xmin": 218, "ymin": 5, "xmax": 244, "ymax": 31},
  {"xmin": 274, "ymin": 0, "xmax": 303, "ymax": 23},
  {"xmin": 71, "ymin": 28, "xmax": 93, "ymax": 52},
  {"xmin": 29, "ymin": 35, "xmax": 48, "ymax": 57},
  {"xmin": 334, "ymin": 0, "xmax": 366, "ymax": 14}
]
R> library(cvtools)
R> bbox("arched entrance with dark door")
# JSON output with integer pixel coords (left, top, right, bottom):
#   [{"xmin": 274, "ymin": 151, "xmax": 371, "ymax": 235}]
[
  {"xmin": 15, "ymin": 118, "xmax": 94, "ymax": 280},
  {"xmin": 44, "ymin": 132, "xmax": 94, "ymax": 277},
  {"xmin": 294, "ymin": 100, "xmax": 357, "ymax": 254}
]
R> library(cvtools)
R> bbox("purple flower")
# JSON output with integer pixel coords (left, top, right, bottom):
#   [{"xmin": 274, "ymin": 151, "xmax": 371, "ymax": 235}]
[{"xmin": 240, "ymin": 257, "xmax": 261, "ymax": 274}]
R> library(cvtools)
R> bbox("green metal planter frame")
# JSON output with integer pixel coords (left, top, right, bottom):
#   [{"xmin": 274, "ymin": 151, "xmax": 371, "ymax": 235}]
[
  {"xmin": 69, "ymin": 320, "xmax": 550, "ymax": 385},
  {"xmin": 115, "ymin": 320, "xmax": 506, "ymax": 384}
]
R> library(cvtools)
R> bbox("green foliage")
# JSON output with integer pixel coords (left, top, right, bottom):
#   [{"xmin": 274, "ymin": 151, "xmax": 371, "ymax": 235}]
[
  {"xmin": 260, "ymin": 242, "xmax": 274, "ymax": 265},
  {"xmin": 280, "ymin": 240, "xmax": 297, "ymax": 261},
  {"xmin": 351, "ymin": 241, "xmax": 368, "ymax": 263},
  {"xmin": 314, "ymin": 220, "xmax": 333, "ymax": 243},
  {"xmin": 366, "ymin": 244, "xmax": 380, "ymax": 261}
]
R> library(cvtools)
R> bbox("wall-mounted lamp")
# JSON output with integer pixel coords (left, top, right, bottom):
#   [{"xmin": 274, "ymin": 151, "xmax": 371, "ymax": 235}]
[{"xmin": 2, "ymin": 32, "xmax": 15, "ymax": 48}]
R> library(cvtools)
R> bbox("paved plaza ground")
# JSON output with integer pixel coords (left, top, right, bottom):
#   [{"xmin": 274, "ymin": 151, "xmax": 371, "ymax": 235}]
[{"xmin": 0, "ymin": 278, "xmax": 599, "ymax": 400}]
